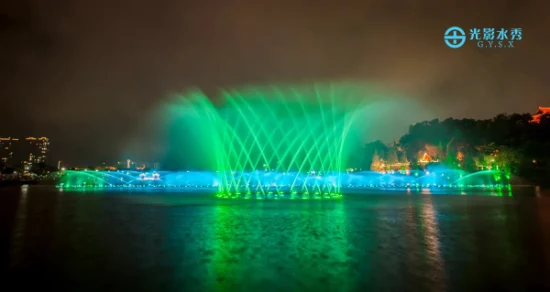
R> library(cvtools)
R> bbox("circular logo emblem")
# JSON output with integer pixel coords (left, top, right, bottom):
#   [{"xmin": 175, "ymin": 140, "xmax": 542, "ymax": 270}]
[{"xmin": 444, "ymin": 26, "xmax": 466, "ymax": 49}]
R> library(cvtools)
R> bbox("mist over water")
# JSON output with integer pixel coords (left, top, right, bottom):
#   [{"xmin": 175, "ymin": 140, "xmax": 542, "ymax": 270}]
[{"xmin": 122, "ymin": 82, "xmax": 433, "ymax": 167}]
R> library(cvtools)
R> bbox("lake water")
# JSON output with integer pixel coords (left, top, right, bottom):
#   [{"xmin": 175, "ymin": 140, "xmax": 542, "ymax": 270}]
[{"xmin": 1, "ymin": 186, "xmax": 549, "ymax": 291}]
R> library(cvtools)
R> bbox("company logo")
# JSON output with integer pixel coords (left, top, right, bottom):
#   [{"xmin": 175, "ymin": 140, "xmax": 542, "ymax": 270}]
[
  {"xmin": 444, "ymin": 26, "xmax": 466, "ymax": 49},
  {"xmin": 445, "ymin": 26, "xmax": 523, "ymax": 49}
]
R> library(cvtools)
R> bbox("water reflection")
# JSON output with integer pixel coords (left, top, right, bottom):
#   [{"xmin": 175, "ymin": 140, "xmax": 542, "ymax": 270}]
[
  {"xmin": 538, "ymin": 193, "xmax": 550, "ymax": 271},
  {"xmin": 8, "ymin": 187, "xmax": 28, "ymax": 268},
  {"xmin": 2, "ymin": 188, "xmax": 550, "ymax": 290},
  {"xmin": 421, "ymin": 195, "xmax": 445, "ymax": 291},
  {"xmin": 206, "ymin": 200, "xmax": 351, "ymax": 291}
]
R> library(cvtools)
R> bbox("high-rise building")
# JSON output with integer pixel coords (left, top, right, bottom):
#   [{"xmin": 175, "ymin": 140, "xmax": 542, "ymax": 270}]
[
  {"xmin": 22, "ymin": 137, "xmax": 49, "ymax": 164},
  {"xmin": 0, "ymin": 136, "xmax": 49, "ymax": 170},
  {"xmin": 0, "ymin": 137, "xmax": 20, "ymax": 165}
]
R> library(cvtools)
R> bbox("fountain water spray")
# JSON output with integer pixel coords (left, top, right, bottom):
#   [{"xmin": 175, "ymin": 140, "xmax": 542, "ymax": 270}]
[{"xmin": 57, "ymin": 84, "xmax": 511, "ymax": 198}]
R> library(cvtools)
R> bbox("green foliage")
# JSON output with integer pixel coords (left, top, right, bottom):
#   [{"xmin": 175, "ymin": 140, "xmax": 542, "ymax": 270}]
[
  {"xmin": 364, "ymin": 140, "xmax": 387, "ymax": 169},
  {"xmin": 398, "ymin": 112, "xmax": 550, "ymax": 179},
  {"xmin": 386, "ymin": 147, "xmax": 398, "ymax": 165},
  {"xmin": 370, "ymin": 150, "xmax": 381, "ymax": 171},
  {"xmin": 398, "ymin": 151, "xmax": 408, "ymax": 164}
]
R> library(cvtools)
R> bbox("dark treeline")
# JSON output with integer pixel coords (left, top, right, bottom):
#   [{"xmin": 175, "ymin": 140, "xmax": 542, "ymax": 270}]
[{"xmin": 353, "ymin": 113, "xmax": 550, "ymax": 184}]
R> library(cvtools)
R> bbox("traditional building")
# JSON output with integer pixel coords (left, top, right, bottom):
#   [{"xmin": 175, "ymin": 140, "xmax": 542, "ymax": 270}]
[
  {"xmin": 531, "ymin": 106, "xmax": 550, "ymax": 123},
  {"xmin": 418, "ymin": 152, "xmax": 438, "ymax": 165}
]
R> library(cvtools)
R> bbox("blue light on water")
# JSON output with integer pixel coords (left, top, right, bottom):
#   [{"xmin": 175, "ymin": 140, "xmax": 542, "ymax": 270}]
[{"xmin": 58, "ymin": 169, "xmax": 508, "ymax": 197}]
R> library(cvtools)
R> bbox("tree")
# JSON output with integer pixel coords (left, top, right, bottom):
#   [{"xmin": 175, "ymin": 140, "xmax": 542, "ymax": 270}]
[
  {"xmin": 463, "ymin": 154, "xmax": 477, "ymax": 172},
  {"xmin": 386, "ymin": 147, "xmax": 398, "ymax": 165},
  {"xmin": 495, "ymin": 146, "xmax": 522, "ymax": 175},
  {"xmin": 398, "ymin": 151, "xmax": 408, "ymax": 164},
  {"xmin": 393, "ymin": 111, "xmax": 550, "ymax": 185},
  {"xmin": 446, "ymin": 145, "xmax": 458, "ymax": 167},
  {"xmin": 423, "ymin": 144, "xmax": 441, "ymax": 161},
  {"xmin": 370, "ymin": 150, "xmax": 381, "ymax": 171},
  {"xmin": 364, "ymin": 140, "xmax": 388, "ymax": 169}
]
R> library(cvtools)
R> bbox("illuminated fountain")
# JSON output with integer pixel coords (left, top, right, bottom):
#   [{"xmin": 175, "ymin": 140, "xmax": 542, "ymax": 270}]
[
  {"xmin": 57, "ymin": 168, "xmax": 510, "ymax": 195},
  {"xmin": 56, "ymin": 84, "xmax": 511, "ymax": 198},
  {"xmin": 58, "ymin": 170, "xmax": 216, "ymax": 189},
  {"xmin": 161, "ymin": 85, "xmax": 366, "ymax": 199}
]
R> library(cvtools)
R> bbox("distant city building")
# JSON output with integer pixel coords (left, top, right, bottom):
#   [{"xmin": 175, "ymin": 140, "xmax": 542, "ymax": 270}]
[
  {"xmin": 0, "ymin": 137, "xmax": 49, "ymax": 171},
  {"xmin": 531, "ymin": 106, "xmax": 550, "ymax": 123},
  {"xmin": 22, "ymin": 137, "xmax": 49, "ymax": 164},
  {"xmin": 0, "ymin": 137, "xmax": 20, "ymax": 165}
]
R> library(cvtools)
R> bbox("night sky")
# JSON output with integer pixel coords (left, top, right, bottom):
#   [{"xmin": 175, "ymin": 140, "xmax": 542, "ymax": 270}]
[{"xmin": 1, "ymin": 0, "xmax": 549, "ymax": 165}]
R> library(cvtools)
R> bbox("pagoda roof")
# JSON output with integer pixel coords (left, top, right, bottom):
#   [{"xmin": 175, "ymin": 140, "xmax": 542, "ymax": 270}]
[
  {"xmin": 536, "ymin": 106, "xmax": 550, "ymax": 114},
  {"xmin": 531, "ymin": 106, "xmax": 550, "ymax": 123}
]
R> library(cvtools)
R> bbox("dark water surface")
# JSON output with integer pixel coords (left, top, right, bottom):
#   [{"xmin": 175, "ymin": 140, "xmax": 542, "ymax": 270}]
[{"xmin": 1, "ymin": 187, "xmax": 549, "ymax": 291}]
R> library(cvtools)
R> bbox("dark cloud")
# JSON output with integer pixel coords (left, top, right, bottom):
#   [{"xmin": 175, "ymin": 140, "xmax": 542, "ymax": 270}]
[{"xmin": 1, "ymin": 0, "xmax": 548, "ymax": 165}]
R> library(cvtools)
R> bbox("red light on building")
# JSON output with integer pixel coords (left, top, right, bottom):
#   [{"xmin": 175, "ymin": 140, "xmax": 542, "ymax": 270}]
[{"xmin": 531, "ymin": 106, "xmax": 550, "ymax": 123}]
